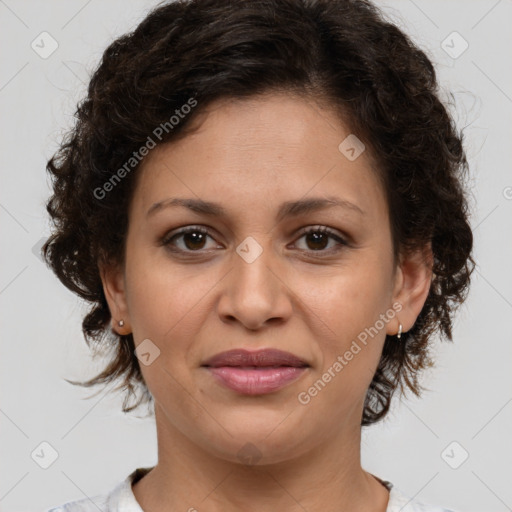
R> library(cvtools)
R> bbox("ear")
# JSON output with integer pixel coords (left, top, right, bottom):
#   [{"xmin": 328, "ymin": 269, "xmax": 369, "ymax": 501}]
[
  {"xmin": 388, "ymin": 242, "xmax": 433, "ymax": 336},
  {"xmin": 98, "ymin": 260, "xmax": 131, "ymax": 335}
]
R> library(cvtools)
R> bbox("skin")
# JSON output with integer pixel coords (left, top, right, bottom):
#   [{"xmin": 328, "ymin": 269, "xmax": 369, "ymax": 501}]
[{"xmin": 100, "ymin": 91, "xmax": 433, "ymax": 512}]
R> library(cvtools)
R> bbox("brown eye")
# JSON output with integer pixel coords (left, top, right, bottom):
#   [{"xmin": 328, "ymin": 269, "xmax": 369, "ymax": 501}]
[
  {"xmin": 293, "ymin": 226, "xmax": 348, "ymax": 255},
  {"xmin": 162, "ymin": 226, "xmax": 218, "ymax": 252},
  {"xmin": 304, "ymin": 231, "xmax": 330, "ymax": 250},
  {"xmin": 180, "ymin": 230, "xmax": 208, "ymax": 250}
]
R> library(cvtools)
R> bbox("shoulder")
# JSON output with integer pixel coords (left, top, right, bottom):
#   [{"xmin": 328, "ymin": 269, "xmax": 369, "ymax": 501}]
[
  {"xmin": 44, "ymin": 467, "xmax": 152, "ymax": 512},
  {"xmin": 45, "ymin": 494, "xmax": 108, "ymax": 512},
  {"xmin": 386, "ymin": 482, "xmax": 459, "ymax": 512},
  {"xmin": 370, "ymin": 473, "xmax": 458, "ymax": 512}
]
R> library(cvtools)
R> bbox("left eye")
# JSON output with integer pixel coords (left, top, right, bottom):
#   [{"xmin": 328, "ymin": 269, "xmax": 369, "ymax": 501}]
[
  {"xmin": 161, "ymin": 225, "xmax": 347, "ymax": 254},
  {"xmin": 293, "ymin": 226, "xmax": 347, "ymax": 253}
]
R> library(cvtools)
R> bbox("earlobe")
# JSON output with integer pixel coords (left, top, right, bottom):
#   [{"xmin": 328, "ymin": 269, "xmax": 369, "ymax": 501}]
[
  {"xmin": 390, "ymin": 243, "xmax": 433, "ymax": 336},
  {"xmin": 98, "ymin": 261, "xmax": 131, "ymax": 334}
]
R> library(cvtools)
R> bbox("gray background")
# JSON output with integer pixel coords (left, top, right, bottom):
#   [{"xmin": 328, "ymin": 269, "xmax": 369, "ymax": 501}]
[{"xmin": 1, "ymin": 1, "xmax": 511, "ymax": 511}]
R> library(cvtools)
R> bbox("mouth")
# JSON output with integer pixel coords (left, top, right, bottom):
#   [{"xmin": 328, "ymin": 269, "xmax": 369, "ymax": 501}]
[
  {"xmin": 202, "ymin": 348, "xmax": 309, "ymax": 368},
  {"xmin": 201, "ymin": 348, "xmax": 310, "ymax": 395}
]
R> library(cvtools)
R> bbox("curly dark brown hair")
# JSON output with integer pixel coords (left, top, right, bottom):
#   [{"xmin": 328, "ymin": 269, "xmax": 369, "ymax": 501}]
[{"xmin": 42, "ymin": 0, "xmax": 474, "ymax": 426}]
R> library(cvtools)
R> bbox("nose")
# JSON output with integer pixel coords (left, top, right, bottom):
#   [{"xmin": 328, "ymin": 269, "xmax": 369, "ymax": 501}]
[{"xmin": 216, "ymin": 238, "xmax": 294, "ymax": 331}]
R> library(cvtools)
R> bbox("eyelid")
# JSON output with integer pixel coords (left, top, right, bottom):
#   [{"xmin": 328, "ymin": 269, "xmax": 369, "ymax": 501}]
[{"xmin": 294, "ymin": 225, "xmax": 347, "ymax": 242}]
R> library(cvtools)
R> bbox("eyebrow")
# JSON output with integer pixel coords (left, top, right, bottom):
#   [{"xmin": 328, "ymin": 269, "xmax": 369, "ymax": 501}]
[{"xmin": 146, "ymin": 195, "xmax": 365, "ymax": 220}]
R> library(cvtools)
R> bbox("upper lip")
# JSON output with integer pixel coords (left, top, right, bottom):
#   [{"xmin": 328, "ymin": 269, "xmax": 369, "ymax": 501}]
[{"xmin": 202, "ymin": 349, "xmax": 309, "ymax": 368}]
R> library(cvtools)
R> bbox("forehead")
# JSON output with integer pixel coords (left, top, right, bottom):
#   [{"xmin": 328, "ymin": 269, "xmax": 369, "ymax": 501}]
[{"xmin": 131, "ymin": 93, "xmax": 387, "ymax": 223}]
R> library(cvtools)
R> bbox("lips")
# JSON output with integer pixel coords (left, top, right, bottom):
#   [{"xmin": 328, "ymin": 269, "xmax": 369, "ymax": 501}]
[
  {"xmin": 201, "ymin": 348, "xmax": 309, "ymax": 368},
  {"xmin": 201, "ymin": 349, "xmax": 309, "ymax": 395}
]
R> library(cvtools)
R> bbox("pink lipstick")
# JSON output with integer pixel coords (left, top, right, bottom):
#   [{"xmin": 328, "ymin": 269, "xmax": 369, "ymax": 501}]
[{"xmin": 201, "ymin": 348, "xmax": 309, "ymax": 395}]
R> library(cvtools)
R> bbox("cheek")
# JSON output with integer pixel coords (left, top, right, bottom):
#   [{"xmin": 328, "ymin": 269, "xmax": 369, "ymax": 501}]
[
  {"xmin": 125, "ymin": 253, "xmax": 222, "ymax": 356},
  {"xmin": 298, "ymin": 265, "xmax": 391, "ymax": 340},
  {"xmin": 293, "ymin": 259, "xmax": 392, "ymax": 396},
  {"xmin": 123, "ymin": 265, "xmax": 209, "ymax": 400}
]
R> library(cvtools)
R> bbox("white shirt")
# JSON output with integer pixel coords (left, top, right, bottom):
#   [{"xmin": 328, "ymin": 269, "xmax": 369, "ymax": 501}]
[{"xmin": 46, "ymin": 467, "xmax": 457, "ymax": 512}]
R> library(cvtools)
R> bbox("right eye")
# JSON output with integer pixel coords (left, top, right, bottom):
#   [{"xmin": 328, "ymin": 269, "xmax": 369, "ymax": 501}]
[{"xmin": 160, "ymin": 225, "xmax": 222, "ymax": 252}]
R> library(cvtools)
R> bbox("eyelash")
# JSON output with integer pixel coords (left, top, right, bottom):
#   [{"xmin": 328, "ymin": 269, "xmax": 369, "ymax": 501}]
[{"xmin": 160, "ymin": 225, "xmax": 349, "ymax": 257}]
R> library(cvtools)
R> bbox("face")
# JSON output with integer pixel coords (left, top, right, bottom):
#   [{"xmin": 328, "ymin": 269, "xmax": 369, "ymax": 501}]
[{"xmin": 101, "ymin": 92, "xmax": 431, "ymax": 465}]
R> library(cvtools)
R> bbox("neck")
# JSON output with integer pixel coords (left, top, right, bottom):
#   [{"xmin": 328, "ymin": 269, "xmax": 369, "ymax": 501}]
[{"xmin": 132, "ymin": 405, "xmax": 390, "ymax": 512}]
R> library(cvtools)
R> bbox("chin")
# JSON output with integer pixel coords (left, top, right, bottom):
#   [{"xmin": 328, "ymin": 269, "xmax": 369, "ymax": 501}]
[{"xmin": 194, "ymin": 415, "xmax": 315, "ymax": 466}]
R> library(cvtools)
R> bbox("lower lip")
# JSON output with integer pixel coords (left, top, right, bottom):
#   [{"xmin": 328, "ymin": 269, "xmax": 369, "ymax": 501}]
[{"xmin": 205, "ymin": 366, "xmax": 308, "ymax": 395}]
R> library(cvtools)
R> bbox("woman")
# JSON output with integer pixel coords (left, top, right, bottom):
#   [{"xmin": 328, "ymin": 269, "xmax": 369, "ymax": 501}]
[{"xmin": 43, "ymin": 0, "xmax": 474, "ymax": 510}]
